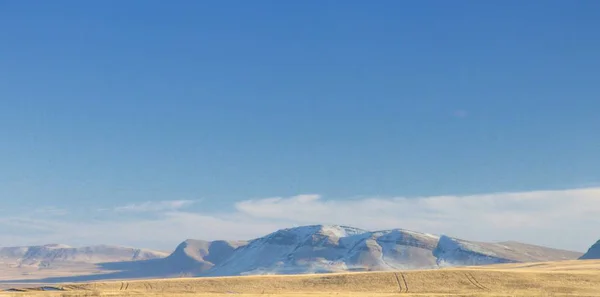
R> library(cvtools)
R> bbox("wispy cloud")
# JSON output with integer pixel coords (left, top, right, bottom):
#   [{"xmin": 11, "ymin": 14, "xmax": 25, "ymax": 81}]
[
  {"xmin": 235, "ymin": 189, "xmax": 600, "ymax": 250},
  {"xmin": 32, "ymin": 206, "xmax": 69, "ymax": 216},
  {"xmin": 114, "ymin": 200, "xmax": 195, "ymax": 213},
  {"xmin": 1, "ymin": 188, "xmax": 599, "ymax": 251}
]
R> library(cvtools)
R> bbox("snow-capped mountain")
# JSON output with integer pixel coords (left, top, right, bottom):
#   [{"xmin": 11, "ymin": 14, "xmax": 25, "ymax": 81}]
[
  {"xmin": 86, "ymin": 225, "xmax": 442, "ymax": 278},
  {"xmin": 0, "ymin": 244, "xmax": 168, "ymax": 268},
  {"xmin": 580, "ymin": 240, "xmax": 600, "ymax": 259},
  {"xmin": 198, "ymin": 225, "xmax": 579, "ymax": 276},
  {"xmin": 205, "ymin": 225, "xmax": 431, "ymax": 276},
  {"xmin": 0, "ymin": 225, "xmax": 584, "ymax": 283}
]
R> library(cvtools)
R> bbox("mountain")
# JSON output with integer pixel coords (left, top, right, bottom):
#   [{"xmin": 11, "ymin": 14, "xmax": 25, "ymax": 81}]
[
  {"xmin": 206, "ymin": 225, "xmax": 439, "ymax": 276},
  {"xmin": 202, "ymin": 225, "xmax": 580, "ymax": 276},
  {"xmin": 0, "ymin": 225, "xmax": 584, "ymax": 283},
  {"xmin": 71, "ymin": 239, "xmax": 250, "ymax": 280},
  {"xmin": 0, "ymin": 244, "xmax": 169, "ymax": 268},
  {"xmin": 580, "ymin": 240, "xmax": 600, "ymax": 259},
  {"xmin": 155, "ymin": 239, "xmax": 247, "ymax": 275}
]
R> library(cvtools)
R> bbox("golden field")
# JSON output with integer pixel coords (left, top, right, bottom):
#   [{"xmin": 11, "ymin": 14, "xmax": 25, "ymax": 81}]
[{"xmin": 2, "ymin": 260, "xmax": 600, "ymax": 297}]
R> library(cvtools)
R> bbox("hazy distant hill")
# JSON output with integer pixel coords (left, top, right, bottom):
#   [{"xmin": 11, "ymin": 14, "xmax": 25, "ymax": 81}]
[
  {"xmin": 151, "ymin": 239, "xmax": 248, "ymax": 275},
  {"xmin": 0, "ymin": 244, "xmax": 168, "ymax": 268}
]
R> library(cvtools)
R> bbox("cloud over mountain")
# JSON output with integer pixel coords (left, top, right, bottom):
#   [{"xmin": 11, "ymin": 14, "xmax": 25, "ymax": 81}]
[{"xmin": 1, "ymin": 187, "xmax": 598, "ymax": 251}]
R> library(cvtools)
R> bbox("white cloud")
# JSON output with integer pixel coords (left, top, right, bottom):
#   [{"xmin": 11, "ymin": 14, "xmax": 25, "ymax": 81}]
[
  {"xmin": 1, "ymin": 188, "xmax": 599, "ymax": 252},
  {"xmin": 114, "ymin": 200, "xmax": 195, "ymax": 213},
  {"xmin": 235, "ymin": 189, "xmax": 600, "ymax": 251}
]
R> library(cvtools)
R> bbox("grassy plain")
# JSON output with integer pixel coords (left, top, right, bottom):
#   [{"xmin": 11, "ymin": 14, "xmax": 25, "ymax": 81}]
[{"xmin": 2, "ymin": 260, "xmax": 600, "ymax": 297}]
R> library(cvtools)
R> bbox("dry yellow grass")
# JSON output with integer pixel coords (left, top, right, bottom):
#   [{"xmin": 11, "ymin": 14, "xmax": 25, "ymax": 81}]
[{"xmin": 3, "ymin": 260, "xmax": 600, "ymax": 297}]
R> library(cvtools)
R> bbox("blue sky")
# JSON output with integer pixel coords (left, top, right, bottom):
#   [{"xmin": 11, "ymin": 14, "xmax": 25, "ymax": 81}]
[{"xmin": 1, "ymin": 1, "xmax": 599, "ymax": 251}]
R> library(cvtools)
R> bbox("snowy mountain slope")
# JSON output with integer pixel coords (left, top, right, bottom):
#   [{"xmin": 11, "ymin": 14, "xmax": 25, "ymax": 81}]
[
  {"xmin": 205, "ymin": 225, "xmax": 581, "ymax": 276},
  {"xmin": 493, "ymin": 241, "xmax": 583, "ymax": 262},
  {"xmin": 0, "ymin": 244, "xmax": 168, "ymax": 268},
  {"xmin": 370, "ymin": 229, "xmax": 439, "ymax": 270},
  {"xmin": 434, "ymin": 235, "xmax": 518, "ymax": 266},
  {"xmin": 205, "ymin": 225, "xmax": 440, "ymax": 276},
  {"xmin": 433, "ymin": 236, "xmax": 582, "ymax": 267},
  {"xmin": 580, "ymin": 240, "xmax": 600, "ymax": 259}
]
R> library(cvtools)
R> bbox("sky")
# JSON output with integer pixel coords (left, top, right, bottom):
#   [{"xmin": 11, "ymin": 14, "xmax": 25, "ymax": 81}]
[{"xmin": 0, "ymin": 1, "xmax": 599, "ymax": 252}]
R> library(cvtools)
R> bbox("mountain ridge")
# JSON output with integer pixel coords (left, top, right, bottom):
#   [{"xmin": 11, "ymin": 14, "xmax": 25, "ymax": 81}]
[
  {"xmin": 199, "ymin": 225, "xmax": 580, "ymax": 276},
  {"xmin": 0, "ymin": 244, "xmax": 169, "ymax": 268},
  {"xmin": 0, "ymin": 225, "xmax": 584, "ymax": 283}
]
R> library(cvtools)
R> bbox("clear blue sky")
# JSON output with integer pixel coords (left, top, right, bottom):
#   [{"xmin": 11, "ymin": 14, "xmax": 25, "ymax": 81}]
[{"xmin": 1, "ymin": 1, "xmax": 599, "ymax": 248}]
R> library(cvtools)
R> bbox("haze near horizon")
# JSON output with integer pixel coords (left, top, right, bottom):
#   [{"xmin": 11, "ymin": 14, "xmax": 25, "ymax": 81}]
[{"xmin": 1, "ymin": 1, "xmax": 599, "ymax": 252}]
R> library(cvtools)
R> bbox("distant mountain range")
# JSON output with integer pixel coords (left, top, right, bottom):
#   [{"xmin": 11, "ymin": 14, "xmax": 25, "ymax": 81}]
[
  {"xmin": 0, "ymin": 244, "xmax": 168, "ymax": 268},
  {"xmin": 0, "ymin": 225, "xmax": 589, "ymax": 283},
  {"xmin": 167, "ymin": 225, "xmax": 581, "ymax": 276}
]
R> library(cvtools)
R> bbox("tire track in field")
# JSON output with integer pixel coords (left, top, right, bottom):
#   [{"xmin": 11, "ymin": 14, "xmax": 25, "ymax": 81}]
[
  {"xmin": 464, "ymin": 272, "xmax": 488, "ymax": 290},
  {"xmin": 393, "ymin": 272, "xmax": 403, "ymax": 292},
  {"xmin": 393, "ymin": 272, "xmax": 409, "ymax": 293},
  {"xmin": 469, "ymin": 273, "xmax": 488, "ymax": 290},
  {"xmin": 399, "ymin": 272, "xmax": 409, "ymax": 293}
]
